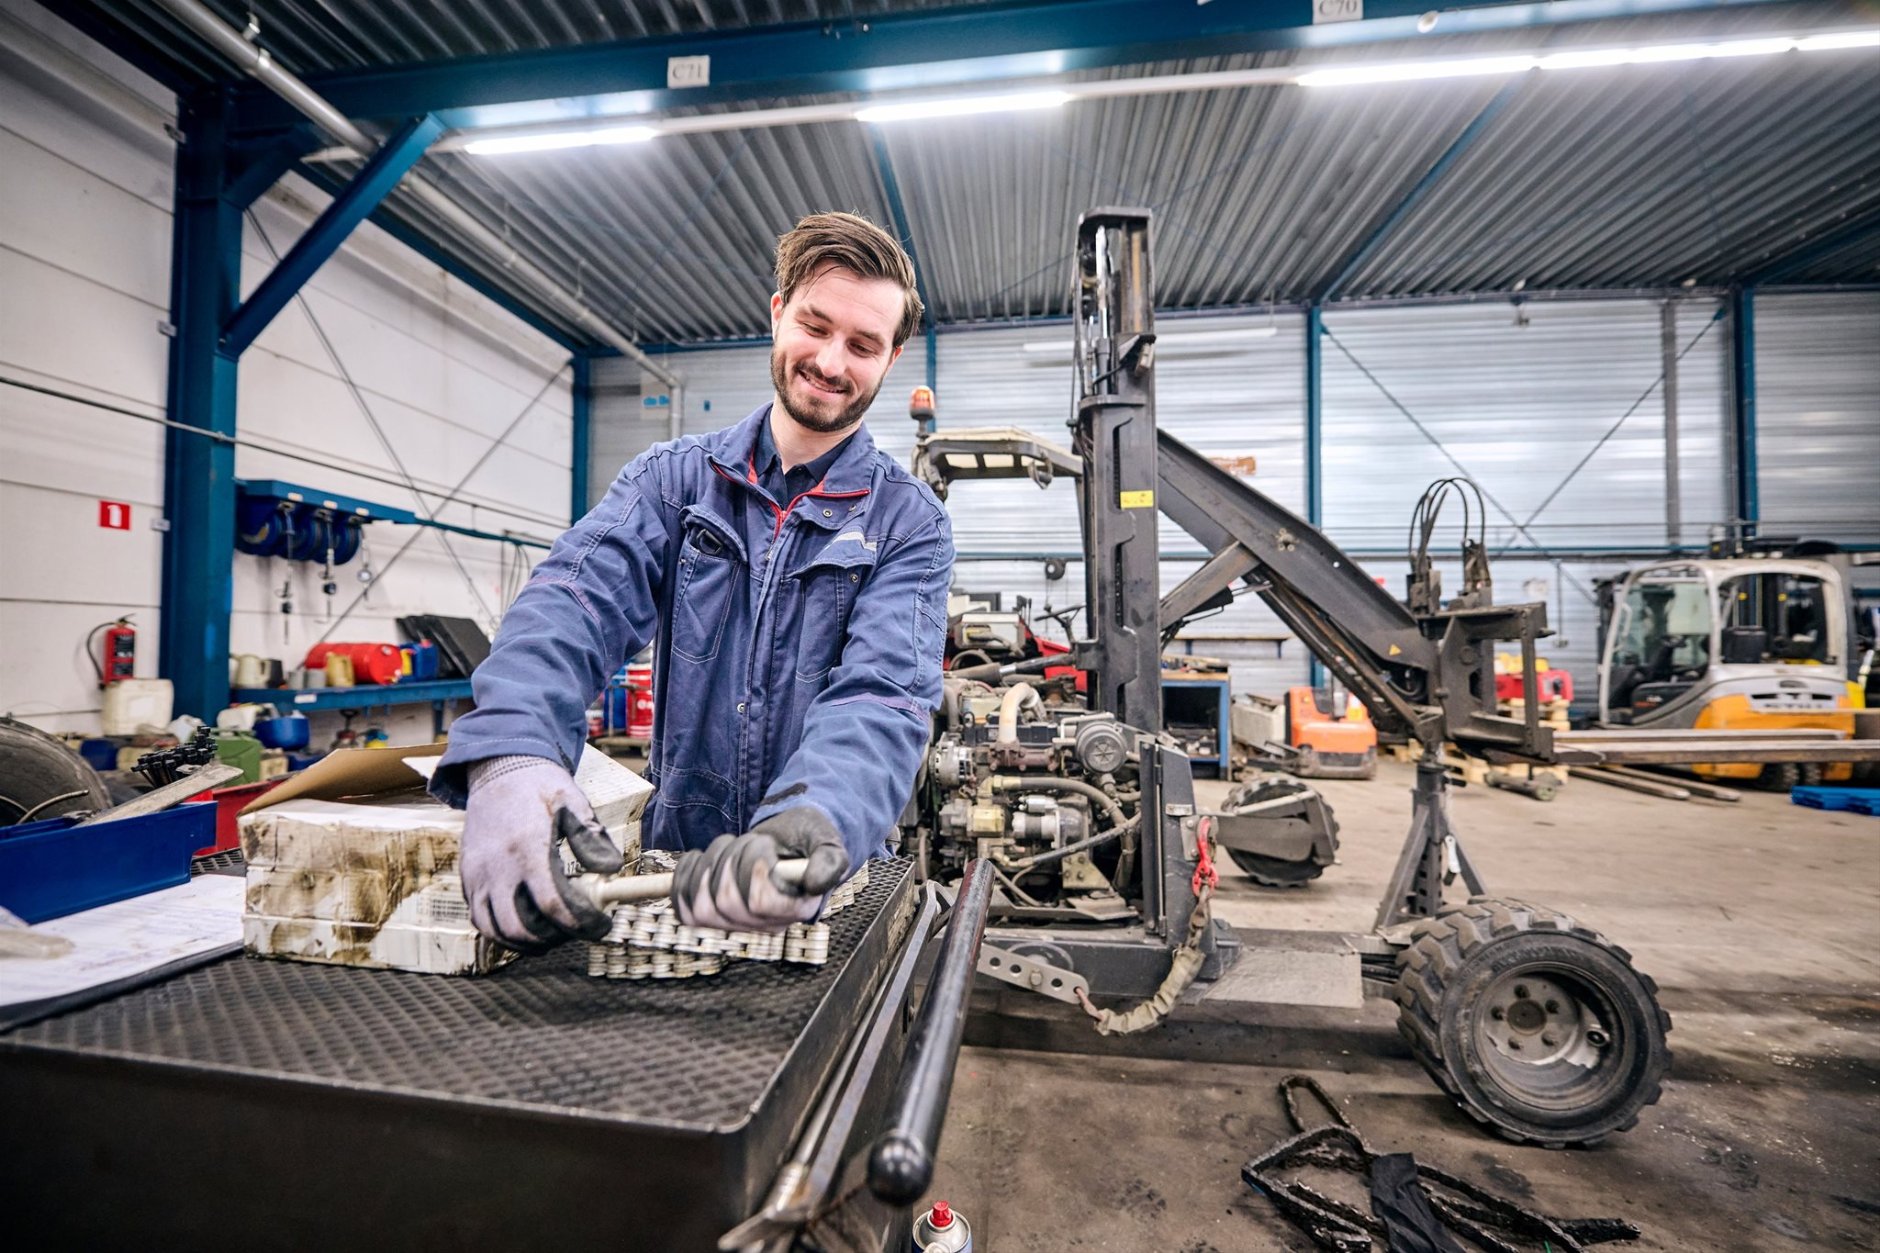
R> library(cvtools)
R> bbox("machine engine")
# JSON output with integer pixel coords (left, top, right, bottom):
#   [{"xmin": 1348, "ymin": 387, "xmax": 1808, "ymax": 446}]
[{"xmin": 911, "ymin": 678, "xmax": 1144, "ymax": 916}]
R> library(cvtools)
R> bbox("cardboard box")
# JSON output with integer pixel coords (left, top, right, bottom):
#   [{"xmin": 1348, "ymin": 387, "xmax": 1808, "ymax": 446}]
[{"xmin": 238, "ymin": 744, "xmax": 652, "ymax": 975}]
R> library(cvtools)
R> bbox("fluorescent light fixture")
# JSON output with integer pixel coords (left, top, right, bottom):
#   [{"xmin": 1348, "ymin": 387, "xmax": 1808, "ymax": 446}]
[
  {"xmin": 1298, "ymin": 55, "xmax": 1537, "ymax": 87},
  {"xmin": 1534, "ymin": 48, "xmax": 1637, "ymax": 70},
  {"xmin": 1629, "ymin": 37, "xmax": 1796, "ymax": 63},
  {"xmin": 1797, "ymin": 30, "xmax": 1880, "ymax": 50},
  {"xmin": 1302, "ymin": 28, "xmax": 1876, "ymax": 87},
  {"xmin": 855, "ymin": 90, "xmax": 1072, "ymax": 124},
  {"xmin": 464, "ymin": 125, "xmax": 657, "ymax": 155}
]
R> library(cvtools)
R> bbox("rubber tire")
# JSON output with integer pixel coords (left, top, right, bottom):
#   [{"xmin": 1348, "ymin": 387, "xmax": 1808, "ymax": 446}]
[
  {"xmin": 0, "ymin": 716, "xmax": 110, "ymax": 827},
  {"xmin": 1394, "ymin": 897, "xmax": 1672, "ymax": 1147},
  {"xmin": 1761, "ymin": 762, "xmax": 1801, "ymax": 792},
  {"xmin": 1222, "ymin": 777, "xmax": 1335, "ymax": 889}
]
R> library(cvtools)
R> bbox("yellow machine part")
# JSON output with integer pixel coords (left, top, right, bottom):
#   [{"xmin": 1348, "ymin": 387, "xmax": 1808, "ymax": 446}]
[{"xmin": 1690, "ymin": 686, "xmax": 1861, "ymax": 781}]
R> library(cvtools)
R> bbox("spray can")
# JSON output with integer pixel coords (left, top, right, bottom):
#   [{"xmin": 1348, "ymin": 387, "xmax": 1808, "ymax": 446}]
[{"xmin": 912, "ymin": 1200, "xmax": 971, "ymax": 1252}]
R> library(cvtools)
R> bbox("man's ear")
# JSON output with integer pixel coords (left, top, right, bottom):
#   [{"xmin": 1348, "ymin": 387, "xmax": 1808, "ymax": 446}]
[
  {"xmin": 770, "ymin": 292, "xmax": 784, "ymax": 331},
  {"xmin": 889, "ymin": 344, "xmax": 904, "ymax": 367}
]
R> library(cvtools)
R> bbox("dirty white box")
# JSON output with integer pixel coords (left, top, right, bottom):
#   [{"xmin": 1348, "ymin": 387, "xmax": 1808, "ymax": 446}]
[{"xmin": 238, "ymin": 744, "xmax": 652, "ymax": 975}]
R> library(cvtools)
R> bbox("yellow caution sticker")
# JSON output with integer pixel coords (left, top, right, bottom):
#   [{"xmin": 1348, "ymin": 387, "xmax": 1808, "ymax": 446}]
[
  {"xmin": 1119, "ymin": 490, "xmax": 1155, "ymax": 509},
  {"xmin": 1387, "ymin": 644, "xmax": 1402, "ymax": 656}
]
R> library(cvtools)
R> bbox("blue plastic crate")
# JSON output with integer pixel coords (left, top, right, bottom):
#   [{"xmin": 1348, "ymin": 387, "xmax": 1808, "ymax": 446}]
[
  {"xmin": 0, "ymin": 802, "xmax": 217, "ymax": 923},
  {"xmin": 1791, "ymin": 786, "xmax": 1880, "ymax": 817}
]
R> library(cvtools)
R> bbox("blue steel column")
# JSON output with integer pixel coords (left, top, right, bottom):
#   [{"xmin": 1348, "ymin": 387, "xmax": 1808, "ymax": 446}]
[
  {"xmin": 1306, "ymin": 304, "xmax": 1325, "ymax": 688},
  {"xmin": 570, "ymin": 353, "xmax": 592, "ymax": 522},
  {"xmin": 1305, "ymin": 305, "xmax": 1324, "ymax": 526},
  {"xmin": 160, "ymin": 89, "xmax": 244, "ymax": 720},
  {"xmin": 1729, "ymin": 286, "xmax": 1758, "ymax": 533},
  {"xmin": 220, "ymin": 114, "xmax": 443, "ymax": 356}
]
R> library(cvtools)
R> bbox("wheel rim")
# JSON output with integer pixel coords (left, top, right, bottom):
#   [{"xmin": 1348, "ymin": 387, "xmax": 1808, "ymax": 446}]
[{"xmin": 1474, "ymin": 964, "xmax": 1628, "ymax": 1109}]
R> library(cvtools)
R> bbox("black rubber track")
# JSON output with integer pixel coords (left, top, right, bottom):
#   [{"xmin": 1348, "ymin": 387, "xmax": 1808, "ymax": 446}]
[{"xmin": 1394, "ymin": 896, "xmax": 1673, "ymax": 1148}]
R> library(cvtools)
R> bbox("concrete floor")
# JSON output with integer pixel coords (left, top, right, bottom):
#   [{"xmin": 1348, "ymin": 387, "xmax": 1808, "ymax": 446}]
[{"xmin": 926, "ymin": 759, "xmax": 1880, "ymax": 1251}]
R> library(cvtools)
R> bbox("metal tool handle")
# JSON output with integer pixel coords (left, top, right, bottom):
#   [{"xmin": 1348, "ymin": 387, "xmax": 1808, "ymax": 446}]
[
  {"xmin": 866, "ymin": 857, "xmax": 994, "ymax": 1205},
  {"xmin": 575, "ymin": 857, "xmax": 811, "ymax": 908}
]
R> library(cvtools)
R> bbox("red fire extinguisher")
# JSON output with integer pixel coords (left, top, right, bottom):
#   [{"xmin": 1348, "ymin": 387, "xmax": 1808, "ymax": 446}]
[{"xmin": 90, "ymin": 616, "xmax": 136, "ymax": 686}]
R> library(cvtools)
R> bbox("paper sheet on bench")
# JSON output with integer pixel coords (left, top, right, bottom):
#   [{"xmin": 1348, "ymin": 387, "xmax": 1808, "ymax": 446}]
[{"xmin": 0, "ymin": 875, "xmax": 245, "ymax": 1010}]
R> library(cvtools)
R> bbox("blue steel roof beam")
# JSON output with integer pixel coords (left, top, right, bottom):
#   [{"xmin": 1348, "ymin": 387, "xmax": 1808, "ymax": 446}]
[
  {"xmin": 1312, "ymin": 73, "xmax": 1529, "ymax": 304},
  {"xmin": 221, "ymin": 113, "xmax": 445, "ymax": 356},
  {"xmin": 224, "ymin": 124, "xmax": 325, "ymax": 209},
  {"xmin": 868, "ymin": 128, "xmax": 938, "ymax": 389},
  {"xmin": 226, "ymin": 0, "xmax": 1801, "ymax": 134},
  {"xmin": 1738, "ymin": 202, "xmax": 1880, "ymax": 288}
]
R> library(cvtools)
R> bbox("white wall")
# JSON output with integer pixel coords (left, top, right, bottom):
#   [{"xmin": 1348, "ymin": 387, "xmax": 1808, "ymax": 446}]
[{"xmin": 0, "ymin": 0, "xmax": 572, "ymax": 744}]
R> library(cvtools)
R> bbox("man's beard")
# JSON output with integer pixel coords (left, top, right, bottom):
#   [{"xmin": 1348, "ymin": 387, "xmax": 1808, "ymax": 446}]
[{"xmin": 771, "ymin": 346, "xmax": 883, "ymax": 435}]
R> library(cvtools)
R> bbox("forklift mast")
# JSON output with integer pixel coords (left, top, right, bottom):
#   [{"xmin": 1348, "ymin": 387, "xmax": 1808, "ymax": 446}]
[
  {"xmin": 1068, "ymin": 210, "xmax": 1554, "ymax": 765},
  {"xmin": 1072, "ymin": 210, "xmax": 1164, "ymax": 736}
]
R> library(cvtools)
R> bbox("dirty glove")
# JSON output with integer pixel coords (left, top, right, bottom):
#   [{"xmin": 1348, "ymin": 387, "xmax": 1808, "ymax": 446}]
[
  {"xmin": 461, "ymin": 755, "xmax": 624, "ymax": 951},
  {"xmin": 672, "ymin": 806, "xmax": 851, "ymax": 933}
]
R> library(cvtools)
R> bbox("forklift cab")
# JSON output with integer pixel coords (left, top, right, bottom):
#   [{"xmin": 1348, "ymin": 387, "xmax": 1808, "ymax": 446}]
[{"xmin": 1598, "ymin": 558, "xmax": 1851, "ymax": 725}]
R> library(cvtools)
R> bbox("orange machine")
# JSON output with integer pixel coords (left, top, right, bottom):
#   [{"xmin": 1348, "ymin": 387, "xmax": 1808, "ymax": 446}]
[{"xmin": 1285, "ymin": 686, "xmax": 1378, "ymax": 779}]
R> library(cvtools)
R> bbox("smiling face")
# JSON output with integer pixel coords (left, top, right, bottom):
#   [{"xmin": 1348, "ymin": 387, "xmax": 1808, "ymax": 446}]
[{"xmin": 769, "ymin": 263, "xmax": 905, "ymax": 436}]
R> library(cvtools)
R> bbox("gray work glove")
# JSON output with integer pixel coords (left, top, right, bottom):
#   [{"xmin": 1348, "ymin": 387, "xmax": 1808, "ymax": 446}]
[
  {"xmin": 461, "ymin": 755, "xmax": 624, "ymax": 951},
  {"xmin": 672, "ymin": 806, "xmax": 851, "ymax": 933}
]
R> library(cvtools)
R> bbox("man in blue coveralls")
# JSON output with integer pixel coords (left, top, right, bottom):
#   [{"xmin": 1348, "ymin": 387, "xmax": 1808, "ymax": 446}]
[{"xmin": 429, "ymin": 212, "xmax": 954, "ymax": 950}]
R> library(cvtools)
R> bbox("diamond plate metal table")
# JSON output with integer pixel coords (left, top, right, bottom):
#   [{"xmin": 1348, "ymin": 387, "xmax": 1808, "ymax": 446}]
[{"xmin": 0, "ymin": 857, "xmax": 918, "ymax": 1253}]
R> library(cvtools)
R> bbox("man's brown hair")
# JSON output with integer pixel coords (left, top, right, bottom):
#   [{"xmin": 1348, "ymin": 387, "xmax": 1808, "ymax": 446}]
[{"xmin": 775, "ymin": 212, "xmax": 923, "ymax": 348}]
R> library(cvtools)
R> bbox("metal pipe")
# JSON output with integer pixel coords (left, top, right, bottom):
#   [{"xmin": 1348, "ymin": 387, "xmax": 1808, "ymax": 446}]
[
  {"xmin": 989, "ymin": 774, "xmax": 1129, "ymax": 830},
  {"xmin": 995, "ymin": 682, "xmax": 1042, "ymax": 742},
  {"xmin": 146, "ymin": 0, "xmax": 680, "ymax": 389},
  {"xmin": 867, "ymin": 857, "xmax": 993, "ymax": 1205}
]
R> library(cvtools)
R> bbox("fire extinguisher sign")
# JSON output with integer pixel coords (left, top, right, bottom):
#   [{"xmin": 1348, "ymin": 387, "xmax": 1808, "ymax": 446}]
[{"xmin": 98, "ymin": 500, "xmax": 131, "ymax": 530}]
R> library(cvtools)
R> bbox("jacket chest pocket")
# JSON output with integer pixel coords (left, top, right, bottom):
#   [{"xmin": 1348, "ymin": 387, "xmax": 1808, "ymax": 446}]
[
  {"xmin": 671, "ymin": 514, "xmax": 745, "ymax": 664},
  {"xmin": 791, "ymin": 541, "xmax": 877, "ymax": 681}
]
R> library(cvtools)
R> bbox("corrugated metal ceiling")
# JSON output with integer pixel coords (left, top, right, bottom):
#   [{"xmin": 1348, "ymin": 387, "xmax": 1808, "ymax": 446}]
[{"xmin": 90, "ymin": 0, "xmax": 1880, "ymax": 344}]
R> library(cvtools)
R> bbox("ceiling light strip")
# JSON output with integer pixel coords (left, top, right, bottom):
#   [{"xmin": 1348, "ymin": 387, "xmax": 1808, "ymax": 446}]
[{"xmin": 297, "ymin": 27, "xmax": 1874, "ymax": 160}]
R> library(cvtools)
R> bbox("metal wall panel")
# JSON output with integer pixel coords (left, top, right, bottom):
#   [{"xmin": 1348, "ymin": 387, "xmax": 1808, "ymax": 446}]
[
  {"xmin": 1321, "ymin": 297, "xmax": 1728, "ymax": 554},
  {"xmin": 1753, "ymin": 292, "xmax": 1880, "ymax": 543},
  {"xmin": 936, "ymin": 314, "xmax": 1312, "ymax": 697},
  {"xmin": 587, "ymin": 343, "xmax": 901, "ymax": 496}
]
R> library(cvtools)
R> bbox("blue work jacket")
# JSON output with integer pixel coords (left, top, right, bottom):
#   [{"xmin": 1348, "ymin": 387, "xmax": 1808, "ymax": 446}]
[{"xmin": 431, "ymin": 404, "xmax": 955, "ymax": 871}]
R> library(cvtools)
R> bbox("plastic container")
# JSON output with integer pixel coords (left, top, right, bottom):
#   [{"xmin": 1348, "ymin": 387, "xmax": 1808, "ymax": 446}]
[
  {"xmin": 102, "ymin": 679, "xmax": 175, "ymax": 736},
  {"xmin": 626, "ymin": 662, "xmax": 655, "ymax": 739},
  {"xmin": 0, "ymin": 802, "xmax": 216, "ymax": 923},
  {"xmin": 205, "ymin": 779, "xmax": 284, "ymax": 855},
  {"xmin": 306, "ymin": 643, "xmax": 402, "ymax": 686},
  {"xmin": 407, "ymin": 639, "xmax": 439, "ymax": 680},
  {"xmin": 214, "ymin": 730, "xmax": 263, "ymax": 785},
  {"xmin": 254, "ymin": 711, "xmax": 310, "ymax": 751},
  {"xmin": 78, "ymin": 738, "xmax": 119, "ymax": 773}
]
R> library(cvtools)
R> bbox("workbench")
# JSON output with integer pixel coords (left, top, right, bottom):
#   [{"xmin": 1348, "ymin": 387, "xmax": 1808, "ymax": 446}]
[{"xmin": 0, "ymin": 856, "xmax": 922, "ymax": 1253}]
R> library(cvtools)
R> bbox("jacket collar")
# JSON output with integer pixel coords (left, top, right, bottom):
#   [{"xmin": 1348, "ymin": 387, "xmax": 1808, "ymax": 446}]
[{"xmin": 709, "ymin": 403, "xmax": 878, "ymax": 498}]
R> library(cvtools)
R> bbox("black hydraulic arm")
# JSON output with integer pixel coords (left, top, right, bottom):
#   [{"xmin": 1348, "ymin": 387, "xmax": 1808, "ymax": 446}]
[
  {"xmin": 1154, "ymin": 432, "xmax": 1440, "ymax": 742},
  {"xmin": 1152, "ymin": 432, "xmax": 1552, "ymax": 759}
]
